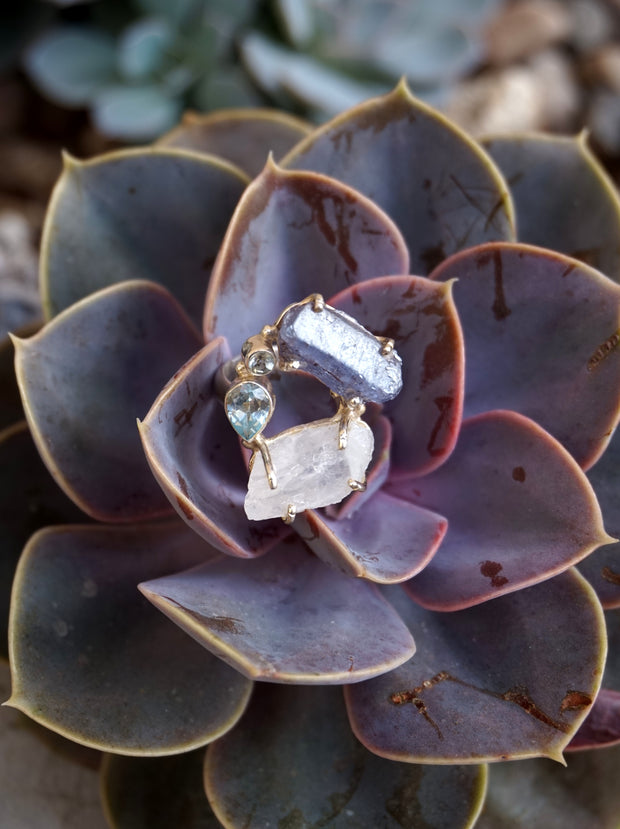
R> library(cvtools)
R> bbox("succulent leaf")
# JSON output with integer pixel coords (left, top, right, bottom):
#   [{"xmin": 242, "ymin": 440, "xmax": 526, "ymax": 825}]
[
  {"xmin": 345, "ymin": 570, "xmax": 606, "ymax": 763},
  {"xmin": 282, "ymin": 82, "xmax": 515, "ymax": 272},
  {"xmin": 294, "ymin": 492, "xmax": 446, "ymax": 583},
  {"xmin": 568, "ymin": 607, "xmax": 620, "ymax": 750},
  {"xmin": 390, "ymin": 411, "xmax": 612, "ymax": 610},
  {"xmin": 330, "ymin": 276, "xmax": 464, "ymax": 477},
  {"xmin": 139, "ymin": 539, "xmax": 416, "ymax": 684},
  {"xmin": 206, "ymin": 684, "xmax": 487, "ymax": 829},
  {"xmin": 0, "ymin": 663, "xmax": 106, "ymax": 829},
  {"xmin": 157, "ymin": 109, "xmax": 312, "ymax": 178},
  {"xmin": 483, "ymin": 134, "xmax": 620, "ymax": 281},
  {"xmin": 13, "ymin": 281, "xmax": 203, "ymax": 523},
  {"xmin": 0, "ymin": 422, "xmax": 86, "ymax": 661},
  {"xmin": 41, "ymin": 149, "xmax": 248, "ymax": 328},
  {"xmin": 7, "ymin": 523, "xmax": 251, "ymax": 754},
  {"xmin": 581, "ymin": 428, "xmax": 620, "ymax": 608},
  {"xmin": 139, "ymin": 337, "xmax": 289, "ymax": 558},
  {"xmin": 202, "ymin": 159, "xmax": 409, "ymax": 354},
  {"xmin": 431, "ymin": 242, "xmax": 620, "ymax": 469},
  {"xmin": 477, "ymin": 744, "xmax": 620, "ymax": 828},
  {"xmin": 102, "ymin": 750, "xmax": 220, "ymax": 828},
  {"xmin": 0, "ymin": 323, "xmax": 39, "ymax": 432}
]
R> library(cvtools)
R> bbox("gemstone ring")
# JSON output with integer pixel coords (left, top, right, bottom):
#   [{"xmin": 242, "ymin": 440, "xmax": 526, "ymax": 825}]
[{"xmin": 215, "ymin": 294, "xmax": 403, "ymax": 524}]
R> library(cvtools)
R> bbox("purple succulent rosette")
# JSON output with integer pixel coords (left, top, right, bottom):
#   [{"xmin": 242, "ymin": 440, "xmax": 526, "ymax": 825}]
[{"xmin": 2, "ymin": 84, "xmax": 620, "ymax": 824}]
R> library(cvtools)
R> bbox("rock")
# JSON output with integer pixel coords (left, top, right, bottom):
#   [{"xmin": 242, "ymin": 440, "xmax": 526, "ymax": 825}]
[{"xmin": 485, "ymin": 0, "xmax": 572, "ymax": 65}]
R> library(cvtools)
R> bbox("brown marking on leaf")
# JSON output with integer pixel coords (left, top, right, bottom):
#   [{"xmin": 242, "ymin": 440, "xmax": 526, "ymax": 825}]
[
  {"xmin": 561, "ymin": 263, "xmax": 576, "ymax": 278},
  {"xmin": 560, "ymin": 690, "xmax": 592, "ymax": 713},
  {"xmin": 485, "ymin": 194, "xmax": 508, "ymax": 232},
  {"xmin": 422, "ymin": 178, "xmax": 432, "ymax": 191},
  {"xmin": 587, "ymin": 329, "xmax": 620, "ymax": 372},
  {"xmin": 512, "ymin": 466, "xmax": 526, "ymax": 482},
  {"xmin": 351, "ymin": 286, "xmax": 362, "ymax": 305},
  {"xmin": 475, "ymin": 250, "xmax": 493, "ymax": 268},
  {"xmin": 602, "ymin": 566, "xmax": 620, "ymax": 585},
  {"xmin": 391, "ymin": 672, "xmax": 571, "ymax": 737},
  {"xmin": 491, "ymin": 249, "xmax": 511, "ymax": 321},
  {"xmin": 421, "ymin": 321, "xmax": 451, "ymax": 389},
  {"xmin": 402, "ymin": 280, "xmax": 418, "ymax": 299},
  {"xmin": 480, "ymin": 560, "xmax": 509, "ymax": 588},
  {"xmin": 174, "ymin": 401, "xmax": 198, "ymax": 436},
  {"xmin": 200, "ymin": 615, "xmax": 246, "ymax": 634},
  {"xmin": 507, "ymin": 171, "xmax": 524, "ymax": 188},
  {"xmin": 426, "ymin": 395, "xmax": 453, "ymax": 457},
  {"xmin": 176, "ymin": 472, "xmax": 194, "ymax": 520},
  {"xmin": 293, "ymin": 179, "xmax": 359, "ymax": 280}
]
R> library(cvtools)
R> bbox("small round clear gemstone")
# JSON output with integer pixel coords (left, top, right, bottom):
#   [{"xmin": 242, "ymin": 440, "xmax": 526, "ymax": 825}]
[{"xmin": 247, "ymin": 349, "xmax": 276, "ymax": 375}]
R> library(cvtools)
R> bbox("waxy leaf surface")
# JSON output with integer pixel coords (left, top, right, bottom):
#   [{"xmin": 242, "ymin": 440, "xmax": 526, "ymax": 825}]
[
  {"xmin": 206, "ymin": 684, "xmax": 487, "ymax": 829},
  {"xmin": 8, "ymin": 523, "xmax": 251, "ymax": 753},
  {"xmin": 140, "ymin": 337, "xmax": 288, "ymax": 558},
  {"xmin": 0, "ymin": 422, "xmax": 86, "ymax": 660},
  {"xmin": 0, "ymin": 664, "xmax": 107, "ymax": 829},
  {"xmin": 431, "ymin": 243, "xmax": 620, "ymax": 469},
  {"xmin": 294, "ymin": 492, "xmax": 446, "ymax": 584},
  {"xmin": 203, "ymin": 160, "xmax": 409, "ymax": 354},
  {"xmin": 477, "ymin": 743, "xmax": 620, "ymax": 829},
  {"xmin": 157, "ymin": 109, "xmax": 311, "ymax": 178},
  {"xmin": 331, "ymin": 276, "xmax": 464, "ymax": 477},
  {"xmin": 140, "ymin": 539, "xmax": 415, "ymax": 684},
  {"xmin": 484, "ymin": 134, "xmax": 620, "ymax": 280},
  {"xmin": 283, "ymin": 83, "xmax": 515, "ymax": 273},
  {"xmin": 568, "ymin": 607, "xmax": 620, "ymax": 750},
  {"xmin": 41, "ymin": 149, "xmax": 248, "ymax": 328},
  {"xmin": 14, "ymin": 281, "xmax": 203, "ymax": 522},
  {"xmin": 581, "ymin": 428, "xmax": 620, "ymax": 608},
  {"xmin": 346, "ymin": 570, "xmax": 606, "ymax": 763},
  {"xmin": 102, "ymin": 750, "xmax": 220, "ymax": 829},
  {"xmin": 390, "ymin": 411, "xmax": 610, "ymax": 610}
]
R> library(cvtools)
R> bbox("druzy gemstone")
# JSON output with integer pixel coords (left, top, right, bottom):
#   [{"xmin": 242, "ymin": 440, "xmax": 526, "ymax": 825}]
[
  {"xmin": 277, "ymin": 303, "xmax": 402, "ymax": 402},
  {"xmin": 245, "ymin": 417, "xmax": 374, "ymax": 520},
  {"xmin": 225, "ymin": 381, "xmax": 273, "ymax": 441}
]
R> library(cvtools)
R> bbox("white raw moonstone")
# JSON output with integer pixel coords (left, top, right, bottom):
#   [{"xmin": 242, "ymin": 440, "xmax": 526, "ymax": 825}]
[{"xmin": 245, "ymin": 417, "xmax": 374, "ymax": 520}]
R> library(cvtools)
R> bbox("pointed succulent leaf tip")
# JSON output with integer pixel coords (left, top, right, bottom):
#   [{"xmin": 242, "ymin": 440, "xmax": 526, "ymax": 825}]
[
  {"xmin": 101, "ymin": 750, "xmax": 220, "ymax": 828},
  {"xmin": 7, "ymin": 523, "xmax": 252, "ymax": 754},
  {"xmin": 346, "ymin": 569, "xmax": 606, "ymax": 764},
  {"xmin": 139, "ymin": 336, "xmax": 288, "ymax": 558},
  {"xmin": 431, "ymin": 242, "xmax": 620, "ymax": 469},
  {"xmin": 476, "ymin": 744, "xmax": 620, "ymax": 829},
  {"xmin": 389, "ymin": 411, "xmax": 613, "ymax": 611},
  {"xmin": 483, "ymin": 132, "xmax": 620, "ymax": 281},
  {"xmin": 13, "ymin": 280, "xmax": 203, "ymax": 523},
  {"xmin": 294, "ymin": 492, "xmax": 446, "ymax": 584},
  {"xmin": 205, "ymin": 684, "xmax": 488, "ymax": 829},
  {"xmin": 139, "ymin": 539, "xmax": 415, "ymax": 684},
  {"xmin": 40, "ymin": 147, "xmax": 249, "ymax": 328},
  {"xmin": 0, "ymin": 662, "xmax": 105, "ymax": 828},
  {"xmin": 203, "ymin": 157, "xmax": 410, "ymax": 354},
  {"xmin": 580, "ymin": 428, "xmax": 620, "ymax": 608},
  {"xmin": 157, "ymin": 108, "xmax": 312, "ymax": 178},
  {"xmin": 282, "ymin": 80, "xmax": 515, "ymax": 273},
  {"xmin": 330, "ymin": 276, "xmax": 464, "ymax": 477},
  {"xmin": 0, "ymin": 322, "xmax": 40, "ymax": 432},
  {"xmin": 0, "ymin": 421, "xmax": 87, "ymax": 662}
]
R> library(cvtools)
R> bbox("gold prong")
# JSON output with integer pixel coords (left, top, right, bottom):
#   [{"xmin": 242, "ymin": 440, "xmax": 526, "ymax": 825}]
[
  {"xmin": 337, "ymin": 397, "xmax": 366, "ymax": 449},
  {"xmin": 348, "ymin": 478, "xmax": 367, "ymax": 491},
  {"xmin": 254, "ymin": 434, "xmax": 277, "ymax": 489},
  {"xmin": 283, "ymin": 504, "xmax": 297, "ymax": 523},
  {"xmin": 338, "ymin": 415, "xmax": 349, "ymax": 449},
  {"xmin": 310, "ymin": 293, "xmax": 325, "ymax": 312},
  {"xmin": 380, "ymin": 337, "xmax": 395, "ymax": 356}
]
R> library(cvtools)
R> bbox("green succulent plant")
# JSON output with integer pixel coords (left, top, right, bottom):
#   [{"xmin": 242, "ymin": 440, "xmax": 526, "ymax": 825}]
[
  {"xmin": 22, "ymin": 0, "xmax": 505, "ymax": 140},
  {"xmin": 3, "ymin": 83, "xmax": 620, "ymax": 826}
]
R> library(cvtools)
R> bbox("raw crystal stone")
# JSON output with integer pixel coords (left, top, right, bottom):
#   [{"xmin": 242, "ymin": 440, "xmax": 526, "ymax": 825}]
[
  {"xmin": 277, "ymin": 302, "xmax": 403, "ymax": 403},
  {"xmin": 225, "ymin": 381, "xmax": 273, "ymax": 441},
  {"xmin": 245, "ymin": 417, "xmax": 374, "ymax": 520}
]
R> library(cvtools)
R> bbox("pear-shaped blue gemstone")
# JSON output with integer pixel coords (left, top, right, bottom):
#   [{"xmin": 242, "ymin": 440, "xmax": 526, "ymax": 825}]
[{"xmin": 225, "ymin": 381, "xmax": 273, "ymax": 441}]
